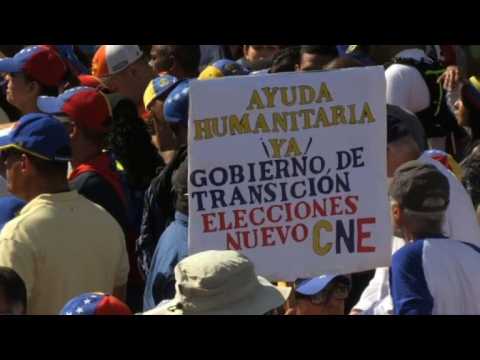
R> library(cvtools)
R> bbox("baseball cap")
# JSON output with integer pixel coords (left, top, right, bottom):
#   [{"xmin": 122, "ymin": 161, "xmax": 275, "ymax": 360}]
[
  {"xmin": 0, "ymin": 46, "xmax": 67, "ymax": 87},
  {"xmin": 143, "ymin": 74, "xmax": 179, "ymax": 109},
  {"xmin": 0, "ymin": 113, "xmax": 71, "ymax": 162},
  {"xmin": 37, "ymin": 86, "xmax": 112, "ymax": 134},
  {"xmin": 295, "ymin": 274, "xmax": 351, "ymax": 296},
  {"xmin": 92, "ymin": 45, "xmax": 144, "ymax": 78},
  {"xmin": 77, "ymin": 74, "xmax": 102, "ymax": 88},
  {"xmin": 198, "ymin": 59, "xmax": 250, "ymax": 80},
  {"xmin": 163, "ymin": 79, "xmax": 190, "ymax": 125},
  {"xmin": 42, "ymin": 45, "xmax": 89, "ymax": 75},
  {"xmin": 389, "ymin": 160, "xmax": 450, "ymax": 212},
  {"xmin": 59, "ymin": 293, "xmax": 132, "ymax": 315}
]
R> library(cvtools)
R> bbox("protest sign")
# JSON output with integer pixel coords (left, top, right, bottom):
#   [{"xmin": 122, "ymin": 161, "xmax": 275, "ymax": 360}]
[{"xmin": 188, "ymin": 67, "xmax": 391, "ymax": 280}]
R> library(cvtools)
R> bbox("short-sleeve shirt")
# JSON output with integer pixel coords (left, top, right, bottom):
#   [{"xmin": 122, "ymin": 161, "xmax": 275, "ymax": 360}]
[{"xmin": 0, "ymin": 191, "xmax": 129, "ymax": 315}]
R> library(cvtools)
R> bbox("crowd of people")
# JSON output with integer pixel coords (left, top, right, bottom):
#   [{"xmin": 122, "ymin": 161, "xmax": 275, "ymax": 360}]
[{"xmin": 0, "ymin": 44, "xmax": 479, "ymax": 315}]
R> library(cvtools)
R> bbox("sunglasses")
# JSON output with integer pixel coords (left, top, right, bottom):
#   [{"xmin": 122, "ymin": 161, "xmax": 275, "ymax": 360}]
[{"xmin": 301, "ymin": 282, "xmax": 350, "ymax": 305}]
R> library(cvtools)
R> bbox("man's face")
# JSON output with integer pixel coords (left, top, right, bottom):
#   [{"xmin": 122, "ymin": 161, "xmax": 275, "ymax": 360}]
[
  {"xmin": 1, "ymin": 149, "xmax": 27, "ymax": 199},
  {"xmin": 107, "ymin": 58, "xmax": 155, "ymax": 105},
  {"xmin": 244, "ymin": 45, "xmax": 280, "ymax": 63},
  {"xmin": 149, "ymin": 45, "xmax": 171, "ymax": 74},
  {"xmin": 298, "ymin": 53, "xmax": 334, "ymax": 71},
  {"xmin": 4, "ymin": 73, "xmax": 37, "ymax": 112},
  {"xmin": 292, "ymin": 281, "xmax": 349, "ymax": 315}
]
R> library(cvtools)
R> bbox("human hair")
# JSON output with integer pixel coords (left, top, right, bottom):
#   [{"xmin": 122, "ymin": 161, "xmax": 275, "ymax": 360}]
[
  {"xmin": 155, "ymin": 45, "xmax": 201, "ymax": 76},
  {"xmin": 324, "ymin": 56, "xmax": 364, "ymax": 70},
  {"xmin": 270, "ymin": 47, "xmax": 300, "ymax": 73},
  {"xmin": 24, "ymin": 73, "xmax": 59, "ymax": 97},
  {"xmin": 462, "ymin": 151, "xmax": 480, "ymax": 209},
  {"xmin": 300, "ymin": 45, "xmax": 338, "ymax": 58},
  {"xmin": 387, "ymin": 135, "xmax": 421, "ymax": 160},
  {"xmin": 0, "ymin": 267, "xmax": 27, "ymax": 314},
  {"xmin": 390, "ymin": 199, "xmax": 446, "ymax": 236},
  {"xmin": 106, "ymin": 95, "xmax": 164, "ymax": 188}
]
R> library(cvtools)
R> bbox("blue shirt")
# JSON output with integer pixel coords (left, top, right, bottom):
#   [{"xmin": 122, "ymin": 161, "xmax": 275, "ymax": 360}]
[
  {"xmin": 0, "ymin": 196, "xmax": 26, "ymax": 232},
  {"xmin": 390, "ymin": 238, "xmax": 480, "ymax": 315},
  {"xmin": 143, "ymin": 211, "xmax": 188, "ymax": 312}
]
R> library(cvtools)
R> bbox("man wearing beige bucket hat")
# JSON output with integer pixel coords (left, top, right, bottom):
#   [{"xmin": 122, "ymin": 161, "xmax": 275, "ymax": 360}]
[{"xmin": 142, "ymin": 250, "xmax": 292, "ymax": 315}]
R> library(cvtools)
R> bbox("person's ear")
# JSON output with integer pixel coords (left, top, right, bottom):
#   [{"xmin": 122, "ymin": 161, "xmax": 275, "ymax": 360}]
[
  {"xmin": 391, "ymin": 202, "xmax": 403, "ymax": 227},
  {"xmin": 27, "ymin": 80, "xmax": 41, "ymax": 97},
  {"xmin": 243, "ymin": 45, "xmax": 250, "ymax": 59},
  {"xmin": 20, "ymin": 154, "xmax": 31, "ymax": 174}
]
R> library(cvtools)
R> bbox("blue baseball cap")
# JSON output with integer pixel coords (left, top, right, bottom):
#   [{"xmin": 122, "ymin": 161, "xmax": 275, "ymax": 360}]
[
  {"xmin": 59, "ymin": 293, "xmax": 132, "ymax": 315},
  {"xmin": 0, "ymin": 46, "xmax": 67, "ymax": 87},
  {"xmin": 198, "ymin": 59, "xmax": 250, "ymax": 80},
  {"xmin": 143, "ymin": 74, "xmax": 179, "ymax": 109},
  {"xmin": 295, "ymin": 274, "xmax": 351, "ymax": 296},
  {"xmin": 164, "ymin": 79, "xmax": 190, "ymax": 125},
  {"xmin": 0, "ymin": 113, "xmax": 71, "ymax": 162}
]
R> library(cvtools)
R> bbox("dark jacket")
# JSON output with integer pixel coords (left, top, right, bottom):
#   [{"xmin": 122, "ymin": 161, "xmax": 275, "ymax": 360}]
[{"xmin": 136, "ymin": 146, "xmax": 187, "ymax": 279}]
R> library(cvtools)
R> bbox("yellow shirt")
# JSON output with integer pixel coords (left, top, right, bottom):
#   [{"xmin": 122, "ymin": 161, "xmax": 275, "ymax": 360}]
[{"xmin": 0, "ymin": 191, "xmax": 129, "ymax": 315}]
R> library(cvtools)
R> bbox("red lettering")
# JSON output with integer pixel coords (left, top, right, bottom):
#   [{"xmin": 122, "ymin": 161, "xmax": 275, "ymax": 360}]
[
  {"xmin": 261, "ymin": 227, "xmax": 275, "ymax": 246},
  {"xmin": 292, "ymin": 224, "xmax": 308, "ymax": 242},
  {"xmin": 294, "ymin": 201, "xmax": 312, "ymax": 220},
  {"xmin": 218, "ymin": 211, "xmax": 233, "ymax": 231},
  {"xmin": 312, "ymin": 198, "xmax": 327, "ymax": 217},
  {"xmin": 285, "ymin": 203, "xmax": 294, "ymax": 222},
  {"xmin": 202, "ymin": 213, "xmax": 217, "ymax": 233},
  {"xmin": 249, "ymin": 207, "xmax": 265, "ymax": 226},
  {"xmin": 345, "ymin": 196, "xmax": 359, "ymax": 215},
  {"xmin": 276, "ymin": 225, "xmax": 291, "ymax": 244},
  {"xmin": 233, "ymin": 209, "xmax": 248, "ymax": 229},
  {"xmin": 330, "ymin": 196, "xmax": 343, "ymax": 216},
  {"xmin": 357, "ymin": 217, "xmax": 376, "ymax": 253},
  {"xmin": 243, "ymin": 229, "xmax": 258, "ymax": 249},
  {"xmin": 226, "ymin": 232, "xmax": 241, "ymax": 250},
  {"xmin": 266, "ymin": 205, "xmax": 283, "ymax": 223}
]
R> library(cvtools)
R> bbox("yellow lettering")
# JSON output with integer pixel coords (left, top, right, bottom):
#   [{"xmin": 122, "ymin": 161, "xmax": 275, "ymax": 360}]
[
  {"xmin": 299, "ymin": 109, "xmax": 315, "ymax": 129},
  {"xmin": 229, "ymin": 113, "xmax": 252, "ymax": 135},
  {"xmin": 194, "ymin": 118, "xmax": 214, "ymax": 140},
  {"xmin": 285, "ymin": 138, "xmax": 302, "ymax": 157},
  {"xmin": 361, "ymin": 102, "xmax": 376, "ymax": 123},
  {"xmin": 212, "ymin": 116, "xmax": 228, "ymax": 137},
  {"xmin": 246, "ymin": 89, "xmax": 265, "ymax": 110},
  {"xmin": 314, "ymin": 107, "xmax": 332, "ymax": 128},
  {"xmin": 261, "ymin": 87, "xmax": 279, "ymax": 108},
  {"xmin": 316, "ymin": 82, "xmax": 333, "ymax": 103},
  {"xmin": 272, "ymin": 112, "xmax": 288, "ymax": 132},
  {"xmin": 269, "ymin": 139, "xmax": 287, "ymax": 158},
  {"xmin": 254, "ymin": 113, "xmax": 271, "ymax": 133},
  {"xmin": 348, "ymin": 104, "xmax": 357, "ymax": 124},
  {"xmin": 280, "ymin": 87, "xmax": 297, "ymax": 107},
  {"xmin": 299, "ymin": 85, "xmax": 316, "ymax": 105},
  {"xmin": 331, "ymin": 105, "xmax": 347, "ymax": 125},
  {"xmin": 312, "ymin": 220, "xmax": 333, "ymax": 256}
]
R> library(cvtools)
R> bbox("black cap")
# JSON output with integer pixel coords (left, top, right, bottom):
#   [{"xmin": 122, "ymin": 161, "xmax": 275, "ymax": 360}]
[{"xmin": 389, "ymin": 160, "xmax": 450, "ymax": 212}]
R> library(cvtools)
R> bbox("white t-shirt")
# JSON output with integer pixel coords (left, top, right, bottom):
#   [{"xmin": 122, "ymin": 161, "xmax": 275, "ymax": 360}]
[
  {"xmin": 354, "ymin": 152, "xmax": 480, "ymax": 314},
  {"xmin": 385, "ymin": 49, "xmax": 431, "ymax": 114}
]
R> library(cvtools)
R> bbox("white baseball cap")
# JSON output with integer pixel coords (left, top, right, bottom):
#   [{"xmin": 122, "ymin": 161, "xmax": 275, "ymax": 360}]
[{"xmin": 92, "ymin": 45, "xmax": 144, "ymax": 78}]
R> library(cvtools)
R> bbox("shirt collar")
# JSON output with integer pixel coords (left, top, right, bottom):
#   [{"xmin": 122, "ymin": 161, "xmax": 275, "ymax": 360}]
[{"xmin": 175, "ymin": 211, "xmax": 188, "ymax": 224}]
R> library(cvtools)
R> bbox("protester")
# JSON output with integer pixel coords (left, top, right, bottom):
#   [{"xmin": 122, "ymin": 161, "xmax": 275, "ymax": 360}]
[
  {"xmin": 0, "ymin": 113, "xmax": 129, "ymax": 314},
  {"xmin": 136, "ymin": 80, "xmax": 189, "ymax": 279},
  {"xmin": 148, "ymin": 45, "xmax": 201, "ymax": 79},
  {"xmin": 0, "ymin": 267, "xmax": 27, "ymax": 315},
  {"xmin": 237, "ymin": 45, "xmax": 281, "ymax": 72},
  {"xmin": 462, "ymin": 152, "xmax": 480, "ymax": 223},
  {"xmin": 297, "ymin": 45, "xmax": 338, "ymax": 71},
  {"xmin": 198, "ymin": 59, "xmax": 249, "ymax": 80},
  {"xmin": 92, "ymin": 45, "xmax": 155, "ymax": 119},
  {"xmin": 270, "ymin": 47, "xmax": 300, "ymax": 73},
  {"xmin": 143, "ymin": 159, "xmax": 188, "ymax": 311},
  {"xmin": 143, "ymin": 74, "xmax": 181, "ymax": 162},
  {"xmin": 59, "ymin": 292, "xmax": 132, "ymax": 316},
  {"xmin": 285, "ymin": 275, "xmax": 351, "ymax": 315},
  {"xmin": 0, "ymin": 46, "xmax": 67, "ymax": 115},
  {"xmin": 351, "ymin": 110, "xmax": 480, "ymax": 315},
  {"xmin": 143, "ymin": 250, "xmax": 292, "ymax": 315},
  {"xmin": 389, "ymin": 161, "xmax": 480, "ymax": 315}
]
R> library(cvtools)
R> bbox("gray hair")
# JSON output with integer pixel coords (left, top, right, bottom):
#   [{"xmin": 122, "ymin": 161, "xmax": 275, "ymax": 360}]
[{"xmin": 390, "ymin": 199, "xmax": 445, "ymax": 234}]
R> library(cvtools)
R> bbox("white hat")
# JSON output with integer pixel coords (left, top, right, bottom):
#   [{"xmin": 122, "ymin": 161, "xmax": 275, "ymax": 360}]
[
  {"xmin": 92, "ymin": 45, "xmax": 144, "ymax": 78},
  {"xmin": 143, "ymin": 250, "xmax": 291, "ymax": 315}
]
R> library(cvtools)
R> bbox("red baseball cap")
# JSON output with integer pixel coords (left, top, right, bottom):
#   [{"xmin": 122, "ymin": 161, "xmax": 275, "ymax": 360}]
[{"xmin": 37, "ymin": 86, "xmax": 112, "ymax": 134}]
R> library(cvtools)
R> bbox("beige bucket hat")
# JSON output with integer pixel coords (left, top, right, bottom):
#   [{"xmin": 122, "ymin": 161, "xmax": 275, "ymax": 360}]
[{"xmin": 143, "ymin": 250, "xmax": 291, "ymax": 315}]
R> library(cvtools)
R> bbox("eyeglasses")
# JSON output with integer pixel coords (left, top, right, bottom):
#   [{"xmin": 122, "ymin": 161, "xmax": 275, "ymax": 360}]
[{"xmin": 301, "ymin": 282, "xmax": 350, "ymax": 305}]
